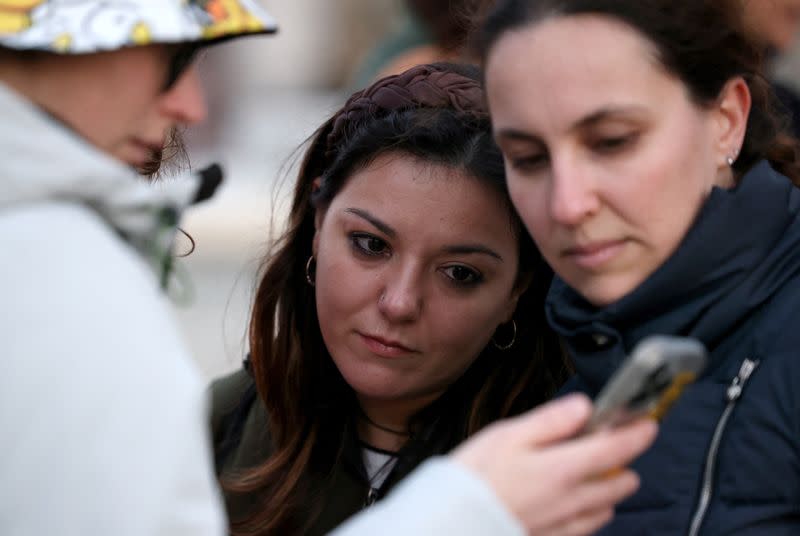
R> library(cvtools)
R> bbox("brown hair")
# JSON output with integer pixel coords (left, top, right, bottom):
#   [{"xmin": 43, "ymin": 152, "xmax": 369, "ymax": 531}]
[
  {"xmin": 223, "ymin": 63, "xmax": 571, "ymax": 535},
  {"xmin": 138, "ymin": 127, "xmax": 190, "ymax": 178},
  {"xmin": 476, "ymin": 0, "xmax": 800, "ymax": 183}
]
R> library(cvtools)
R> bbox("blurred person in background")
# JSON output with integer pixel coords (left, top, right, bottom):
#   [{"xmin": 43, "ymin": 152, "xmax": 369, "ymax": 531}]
[
  {"xmin": 354, "ymin": 0, "xmax": 495, "ymax": 86},
  {"xmin": 741, "ymin": 0, "xmax": 800, "ymax": 136},
  {"xmin": 211, "ymin": 62, "xmax": 656, "ymax": 536},
  {"xmin": 742, "ymin": 0, "xmax": 800, "ymax": 54},
  {"xmin": 0, "ymin": 1, "xmax": 276, "ymax": 534}
]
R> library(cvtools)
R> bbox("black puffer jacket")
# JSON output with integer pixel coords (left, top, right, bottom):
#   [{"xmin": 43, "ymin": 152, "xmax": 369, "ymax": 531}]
[{"xmin": 551, "ymin": 161, "xmax": 800, "ymax": 535}]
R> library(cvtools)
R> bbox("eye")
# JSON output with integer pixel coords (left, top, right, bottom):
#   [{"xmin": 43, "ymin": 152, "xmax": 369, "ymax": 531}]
[
  {"xmin": 350, "ymin": 233, "xmax": 390, "ymax": 257},
  {"xmin": 163, "ymin": 44, "xmax": 202, "ymax": 91},
  {"xmin": 591, "ymin": 133, "xmax": 639, "ymax": 154},
  {"xmin": 506, "ymin": 152, "xmax": 548, "ymax": 173},
  {"xmin": 440, "ymin": 264, "xmax": 484, "ymax": 287}
]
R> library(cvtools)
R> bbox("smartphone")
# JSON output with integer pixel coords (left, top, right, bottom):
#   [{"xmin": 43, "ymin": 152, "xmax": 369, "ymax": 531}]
[{"xmin": 585, "ymin": 335, "xmax": 707, "ymax": 432}]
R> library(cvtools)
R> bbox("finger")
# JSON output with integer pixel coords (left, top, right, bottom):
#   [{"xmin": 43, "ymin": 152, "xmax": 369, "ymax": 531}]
[
  {"xmin": 542, "ymin": 507, "xmax": 615, "ymax": 536},
  {"xmin": 562, "ymin": 470, "xmax": 639, "ymax": 520},
  {"xmin": 523, "ymin": 470, "xmax": 639, "ymax": 530},
  {"xmin": 506, "ymin": 394, "xmax": 593, "ymax": 446},
  {"xmin": 553, "ymin": 419, "xmax": 657, "ymax": 482}
]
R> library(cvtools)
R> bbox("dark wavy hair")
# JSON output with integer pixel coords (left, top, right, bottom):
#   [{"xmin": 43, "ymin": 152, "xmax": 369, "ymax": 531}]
[
  {"xmin": 222, "ymin": 62, "xmax": 571, "ymax": 535},
  {"xmin": 475, "ymin": 0, "xmax": 800, "ymax": 183}
]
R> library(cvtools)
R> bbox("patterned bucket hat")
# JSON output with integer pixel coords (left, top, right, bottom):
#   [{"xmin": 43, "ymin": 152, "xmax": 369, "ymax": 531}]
[{"xmin": 0, "ymin": 0, "xmax": 278, "ymax": 54}]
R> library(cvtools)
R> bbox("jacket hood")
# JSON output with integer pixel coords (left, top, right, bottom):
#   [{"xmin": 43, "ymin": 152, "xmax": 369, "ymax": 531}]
[
  {"xmin": 0, "ymin": 81, "xmax": 220, "ymax": 286},
  {"xmin": 546, "ymin": 160, "xmax": 800, "ymax": 391},
  {"xmin": 0, "ymin": 0, "xmax": 277, "ymax": 54}
]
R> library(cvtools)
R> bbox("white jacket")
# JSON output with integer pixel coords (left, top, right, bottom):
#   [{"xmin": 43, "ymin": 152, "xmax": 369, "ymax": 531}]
[
  {"xmin": 333, "ymin": 458, "xmax": 525, "ymax": 536},
  {"xmin": 0, "ymin": 83, "xmax": 225, "ymax": 536}
]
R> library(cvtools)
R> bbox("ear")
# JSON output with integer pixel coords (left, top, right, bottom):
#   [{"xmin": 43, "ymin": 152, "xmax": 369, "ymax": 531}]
[
  {"xmin": 712, "ymin": 77, "xmax": 751, "ymax": 176},
  {"xmin": 312, "ymin": 177, "xmax": 324, "ymax": 257}
]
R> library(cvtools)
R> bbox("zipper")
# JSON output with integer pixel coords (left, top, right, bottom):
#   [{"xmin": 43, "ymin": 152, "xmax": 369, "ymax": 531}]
[
  {"xmin": 364, "ymin": 487, "xmax": 379, "ymax": 508},
  {"xmin": 687, "ymin": 358, "xmax": 759, "ymax": 536}
]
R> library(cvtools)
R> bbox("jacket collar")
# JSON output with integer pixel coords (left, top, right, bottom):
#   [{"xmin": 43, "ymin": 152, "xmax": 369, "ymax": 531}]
[
  {"xmin": 0, "ymin": 82, "xmax": 222, "ymax": 287},
  {"xmin": 546, "ymin": 161, "xmax": 800, "ymax": 391}
]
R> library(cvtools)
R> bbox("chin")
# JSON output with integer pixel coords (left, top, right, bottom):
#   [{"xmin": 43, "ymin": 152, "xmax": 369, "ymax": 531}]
[
  {"xmin": 350, "ymin": 381, "xmax": 410, "ymax": 403},
  {"xmin": 572, "ymin": 275, "xmax": 639, "ymax": 307},
  {"xmin": 337, "ymin": 363, "xmax": 408, "ymax": 400}
]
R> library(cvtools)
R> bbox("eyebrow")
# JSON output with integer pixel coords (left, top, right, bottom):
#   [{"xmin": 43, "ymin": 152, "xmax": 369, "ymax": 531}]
[
  {"xmin": 344, "ymin": 208, "xmax": 397, "ymax": 238},
  {"xmin": 344, "ymin": 208, "xmax": 504, "ymax": 262},
  {"xmin": 443, "ymin": 245, "xmax": 503, "ymax": 262},
  {"xmin": 574, "ymin": 106, "xmax": 647, "ymax": 129},
  {"xmin": 495, "ymin": 105, "xmax": 647, "ymax": 142}
]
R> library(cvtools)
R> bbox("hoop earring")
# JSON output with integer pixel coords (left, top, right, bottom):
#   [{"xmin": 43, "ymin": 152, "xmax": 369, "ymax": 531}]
[
  {"xmin": 492, "ymin": 319, "xmax": 517, "ymax": 351},
  {"xmin": 305, "ymin": 256, "xmax": 316, "ymax": 286}
]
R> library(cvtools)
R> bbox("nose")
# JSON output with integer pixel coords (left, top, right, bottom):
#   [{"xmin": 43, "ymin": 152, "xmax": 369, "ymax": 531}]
[
  {"xmin": 377, "ymin": 264, "xmax": 423, "ymax": 323},
  {"xmin": 548, "ymin": 155, "xmax": 600, "ymax": 226},
  {"xmin": 159, "ymin": 65, "xmax": 207, "ymax": 126}
]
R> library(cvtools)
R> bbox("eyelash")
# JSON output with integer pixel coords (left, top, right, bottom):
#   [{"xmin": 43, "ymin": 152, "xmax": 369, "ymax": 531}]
[
  {"xmin": 350, "ymin": 233, "xmax": 390, "ymax": 257},
  {"xmin": 506, "ymin": 133, "xmax": 639, "ymax": 172},
  {"xmin": 348, "ymin": 232, "xmax": 484, "ymax": 288},
  {"xmin": 508, "ymin": 154, "xmax": 547, "ymax": 172},
  {"xmin": 439, "ymin": 265, "xmax": 484, "ymax": 287},
  {"xmin": 590, "ymin": 133, "xmax": 638, "ymax": 153}
]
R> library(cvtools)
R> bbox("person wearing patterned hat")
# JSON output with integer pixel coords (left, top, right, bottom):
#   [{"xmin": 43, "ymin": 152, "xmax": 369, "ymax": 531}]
[{"xmin": 0, "ymin": 2, "xmax": 275, "ymax": 535}]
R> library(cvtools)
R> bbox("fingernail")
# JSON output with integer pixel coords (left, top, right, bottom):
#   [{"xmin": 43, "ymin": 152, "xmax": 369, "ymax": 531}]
[{"xmin": 561, "ymin": 393, "xmax": 591, "ymax": 416}]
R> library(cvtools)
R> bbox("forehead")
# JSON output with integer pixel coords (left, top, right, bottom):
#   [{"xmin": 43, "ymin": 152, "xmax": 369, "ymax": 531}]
[
  {"xmin": 329, "ymin": 152, "xmax": 517, "ymax": 244},
  {"xmin": 486, "ymin": 14, "xmax": 681, "ymax": 131}
]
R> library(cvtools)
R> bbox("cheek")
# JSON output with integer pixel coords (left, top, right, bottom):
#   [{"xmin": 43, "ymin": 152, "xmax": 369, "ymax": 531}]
[
  {"xmin": 647, "ymin": 130, "xmax": 712, "ymax": 230},
  {"xmin": 426, "ymin": 293, "xmax": 512, "ymax": 368},
  {"xmin": 507, "ymin": 177, "xmax": 552, "ymax": 249},
  {"xmin": 315, "ymin": 244, "xmax": 368, "ymax": 337},
  {"xmin": 102, "ymin": 96, "xmax": 154, "ymax": 145},
  {"xmin": 314, "ymin": 224, "xmax": 390, "ymax": 358},
  {"xmin": 615, "ymin": 112, "xmax": 712, "ymax": 225}
]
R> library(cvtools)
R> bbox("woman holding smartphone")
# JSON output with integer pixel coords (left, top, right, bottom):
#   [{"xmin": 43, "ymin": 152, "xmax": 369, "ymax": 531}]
[{"xmin": 478, "ymin": 0, "xmax": 800, "ymax": 533}]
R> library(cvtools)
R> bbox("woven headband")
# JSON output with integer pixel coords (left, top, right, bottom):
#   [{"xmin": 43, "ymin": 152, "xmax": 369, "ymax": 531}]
[{"xmin": 325, "ymin": 64, "xmax": 486, "ymax": 158}]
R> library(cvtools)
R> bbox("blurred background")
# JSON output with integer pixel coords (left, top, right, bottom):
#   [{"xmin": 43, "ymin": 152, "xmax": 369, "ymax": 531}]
[{"xmin": 173, "ymin": 0, "xmax": 800, "ymax": 381}]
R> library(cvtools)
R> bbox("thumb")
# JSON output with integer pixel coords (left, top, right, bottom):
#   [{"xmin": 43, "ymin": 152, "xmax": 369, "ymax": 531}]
[{"xmin": 507, "ymin": 393, "xmax": 593, "ymax": 447}]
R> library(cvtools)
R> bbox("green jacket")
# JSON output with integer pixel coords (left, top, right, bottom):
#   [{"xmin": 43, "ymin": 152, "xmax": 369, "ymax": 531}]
[{"xmin": 209, "ymin": 368, "xmax": 375, "ymax": 535}]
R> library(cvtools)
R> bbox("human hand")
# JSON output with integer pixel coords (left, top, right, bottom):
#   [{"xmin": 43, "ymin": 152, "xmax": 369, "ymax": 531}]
[{"xmin": 452, "ymin": 394, "xmax": 657, "ymax": 536}]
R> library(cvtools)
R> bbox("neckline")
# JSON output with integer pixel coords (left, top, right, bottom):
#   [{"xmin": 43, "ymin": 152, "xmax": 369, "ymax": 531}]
[{"xmin": 358, "ymin": 440, "xmax": 400, "ymax": 457}]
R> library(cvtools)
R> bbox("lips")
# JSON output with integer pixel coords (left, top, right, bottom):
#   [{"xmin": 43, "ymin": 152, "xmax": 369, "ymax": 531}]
[
  {"xmin": 563, "ymin": 238, "xmax": 628, "ymax": 269},
  {"xmin": 358, "ymin": 332, "xmax": 418, "ymax": 358}
]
